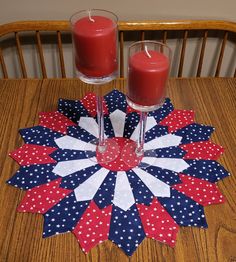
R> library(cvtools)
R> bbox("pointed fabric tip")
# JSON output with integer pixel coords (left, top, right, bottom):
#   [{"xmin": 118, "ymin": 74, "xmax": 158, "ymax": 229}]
[
  {"xmin": 158, "ymin": 188, "xmax": 208, "ymax": 228},
  {"xmin": 19, "ymin": 126, "xmax": 63, "ymax": 147},
  {"xmin": 73, "ymin": 201, "xmax": 112, "ymax": 253},
  {"xmin": 6, "ymin": 164, "xmax": 59, "ymax": 190},
  {"xmin": 9, "ymin": 144, "xmax": 57, "ymax": 166},
  {"xmin": 159, "ymin": 109, "xmax": 195, "ymax": 133},
  {"xmin": 183, "ymin": 159, "xmax": 230, "ymax": 182},
  {"xmin": 149, "ymin": 98, "xmax": 174, "ymax": 123},
  {"xmin": 17, "ymin": 178, "xmax": 72, "ymax": 214},
  {"xmin": 109, "ymin": 205, "xmax": 145, "ymax": 256},
  {"xmin": 174, "ymin": 124, "xmax": 214, "ymax": 145},
  {"xmin": 43, "ymin": 192, "xmax": 90, "ymax": 238},
  {"xmin": 104, "ymin": 89, "xmax": 127, "ymax": 113},
  {"xmin": 58, "ymin": 98, "xmax": 89, "ymax": 124},
  {"xmin": 80, "ymin": 92, "xmax": 108, "ymax": 117},
  {"xmin": 172, "ymin": 174, "xmax": 225, "ymax": 206},
  {"xmin": 180, "ymin": 141, "xmax": 224, "ymax": 160},
  {"xmin": 137, "ymin": 198, "xmax": 179, "ymax": 247},
  {"xmin": 39, "ymin": 111, "xmax": 76, "ymax": 134}
]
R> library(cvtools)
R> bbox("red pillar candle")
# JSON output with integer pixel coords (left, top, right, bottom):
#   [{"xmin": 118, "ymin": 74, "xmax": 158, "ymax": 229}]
[
  {"xmin": 128, "ymin": 50, "xmax": 169, "ymax": 107},
  {"xmin": 72, "ymin": 16, "xmax": 117, "ymax": 77}
]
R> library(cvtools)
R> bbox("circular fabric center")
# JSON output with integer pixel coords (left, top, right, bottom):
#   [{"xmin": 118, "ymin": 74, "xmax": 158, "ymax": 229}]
[{"xmin": 97, "ymin": 137, "xmax": 143, "ymax": 171}]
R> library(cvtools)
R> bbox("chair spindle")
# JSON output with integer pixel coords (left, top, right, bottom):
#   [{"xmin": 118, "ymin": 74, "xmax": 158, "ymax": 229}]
[
  {"xmin": 140, "ymin": 31, "xmax": 145, "ymax": 41},
  {"xmin": 215, "ymin": 31, "xmax": 228, "ymax": 77},
  {"xmin": 15, "ymin": 32, "xmax": 27, "ymax": 78},
  {"xmin": 178, "ymin": 30, "xmax": 188, "ymax": 77},
  {"xmin": 36, "ymin": 31, "xmax": 47, "ymax": 78},
  {"xmin": 196, "ymin": 30, "xmax": 208, "ymax": 77},
  {"xmin": 0, "ymin": 47, "xmax": 8, "ymax": 78},
  {"xmin": 163, "ymin": 30, "xmax": 167, "ymax": 44},
  {"xmin": 57, "ymin": 31, "xmax": 66, "ymax": 78}
]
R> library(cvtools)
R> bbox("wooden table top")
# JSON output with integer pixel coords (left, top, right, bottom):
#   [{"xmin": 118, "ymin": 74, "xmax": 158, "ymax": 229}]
[{"xmin": 0, "ymin": 78, "xmax": 235, "ymax": 262}]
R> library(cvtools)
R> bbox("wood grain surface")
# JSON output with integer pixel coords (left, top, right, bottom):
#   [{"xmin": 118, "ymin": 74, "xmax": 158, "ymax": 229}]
[{"xmin": 0, "ymin": 78, "xmax": 235, "ymax": 262}]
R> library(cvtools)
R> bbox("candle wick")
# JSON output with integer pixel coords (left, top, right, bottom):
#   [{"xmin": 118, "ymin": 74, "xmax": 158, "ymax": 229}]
[
  {"xmin": 88, "ymin": 9, "xmax": 95, "ymax": 22},
  {"xmin": 144, "ymin": 45, "xmax": 151, "ymax": 58}
]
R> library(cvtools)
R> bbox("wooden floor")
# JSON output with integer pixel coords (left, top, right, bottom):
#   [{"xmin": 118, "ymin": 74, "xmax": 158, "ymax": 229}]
[{"xmin": 0, "ymin": 78, "xmax": 236, "ymax": 262}]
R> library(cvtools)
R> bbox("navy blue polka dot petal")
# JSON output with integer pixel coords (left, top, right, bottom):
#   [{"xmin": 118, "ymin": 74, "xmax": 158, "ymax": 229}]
[
  {"xmin": 43, "ymin": 192, "xmax": 89, "ymax": 237},
  {"xmin": 109, "ymin": 205, "xmax": 145, "ymax": 256},
  {"xmin": 7, "ymin": 164, "xmax": 59, "ymax": 190},
  {"xmin": 58, "ymin": 98, "xmax": 89, "ymax": 123},
  {"xmin": 158, "ymin": 188, "xmax": 208, "ymax": 228},
  {"xmin": 20, "ymin": 126, "xmax": 63, "ymax": 147}
]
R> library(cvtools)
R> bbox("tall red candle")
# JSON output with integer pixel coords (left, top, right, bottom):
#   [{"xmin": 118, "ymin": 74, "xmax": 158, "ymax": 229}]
[
  {"xmin": 73, "ymin": 16, "xmax": 117, "ymax": 77},
  {"xmin": 128, "ymin": 50, "xmax": 169, "ymax": 106}
]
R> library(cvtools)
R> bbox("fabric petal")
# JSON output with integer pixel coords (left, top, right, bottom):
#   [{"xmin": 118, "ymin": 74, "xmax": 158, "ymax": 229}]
[
  {"xmin": 154, "ymin": 146, "xmax": 186, "ymax": 158},
  {"xmin": 52, "ymin": 158, "xmax": 97, "ymax": 177},
  {"xmin": 126, "ymin": 170, "xmax": 154, "ymax": 205},
  {"xmin": 58, "ymin": 98, "xmax": 89, "ymax": 123},
  {"xmin": 109, "ymin": 205, "xmax": 145, "ymax": 256},
  {"xmin": 9, "ymin": 144, "xmax": 57, "ymax": 166},
  {"xmin": 67, "ymin": 126, "xmax": 96, "ymax": 142},
  {"xmin": 182, "ymin": 160, "xmax": 230, "ymax": 182},
  {"xmin": 7, "ymin": 164, "xmax": 59, "ymax": 190},
  {"xmin": 172, "ymin": 174, "xmax": 225, "ymax": 206},
  {"xmin": 60, "ymin": 165, "xmax": 101, "ymax": 190},
  {"xmin": 141, "ymin": 157, "xmax": 190, "ymax": 173},
  {"xmin": 174, "ymin": 124, "xmax": 214, "ymax": 144},
  {"xmin": 39, "ymin": 111, "xmax": 76, "ymax": 134},
  {"xmin": 149, "ymin": 98, "xmax": 174, "ymax": 123},
  {"xmin": 159, "ymin": 109, "xmax": 195, "ymax": 133},
  {"xmin": 78, "ymin": 117, "xmax": 101, "ymax": 138},
  {"xmin": 17, "ymin": 178, "xmax": 72, "ymax": 214},
  {"xmin": 158, "ymin": 188, "xmax": 208, "ymax": 228},
  {"xmin": 20, "ymin": 126, "xmax": 63, "ymax": 147},
  {"xmin": 110, "ymin": 109, "xmax": 126, "ymax": 137},
  {"xmin": 55, "ymin": 135, "xmax": 96, "ymax": 152},
  {"xmin": 132, "ymin": 168, "xmax": 170, "ymax": 197},
  {"xmin": 43, "ymin": 192, "xmax": 89, "ymax": 237},
  {"xmin": 104, "ymin": 89, "xmax": 127, "ymax": 113},
  {"xmin": 180, "ymin": 141, "xmax": 224, "ymax": 160},
  {"xmin": 73, "ymin": 201, "xmax": 112, "ymax": 253},
  {"xmin": 123, "ymin": 112, "xmax": 140, "ymax": 139},
  {"xmin": 74, "ymin": 168, "xmax": 110, "ymax": 201},
  {"xmin": 142, "ymin": 166, "xmax": 182, "ymax": 186},
  {"xmin": 113, "ymin": 171, "xmax": 135, "ymax": 211},
  {"xmin": 80, "ymin": 92, "xmax": 108, "ymax": 117},
  {"xmin": 130, "ymin": 116, "xmax": 157, "ymax": 141},
  {"xmin": 137, "ymin": 198, "xmax": 179, "ymax": 247},
  {"xmin": 94, "ymin": 171, "xmax": 117, "ymax": 209},
  {"xmin": 144, "ymin": 134, "xmax": 182, "ymax": 151},
  {"xmin": 50, "ymin": 149, "xmax": 86, "ymax": 162}
]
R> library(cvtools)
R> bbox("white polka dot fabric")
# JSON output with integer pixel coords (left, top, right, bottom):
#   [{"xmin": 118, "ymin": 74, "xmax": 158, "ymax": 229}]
[{"xmin": 7, "ymin": 90, "xmax": 229, "ymax": 256}]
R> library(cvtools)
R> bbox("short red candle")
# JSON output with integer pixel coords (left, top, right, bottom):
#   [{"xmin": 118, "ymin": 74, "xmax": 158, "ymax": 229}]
[
  {"xmin": 128, "ymin": 50, "xmax": 169, "ymax": 106},
  {"xmin": 73, "ymin": 16, "xmax": 117, "ymax": 77}
]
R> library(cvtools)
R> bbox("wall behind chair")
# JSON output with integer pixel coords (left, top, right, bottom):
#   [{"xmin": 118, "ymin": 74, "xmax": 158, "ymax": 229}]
[
  {"xmin": 0, "ymin": 0, "xmax": 235, "ymax": 23},
  {"xmin": 0, "ymin": 0, "xmax": 235, "ymax": 78}
]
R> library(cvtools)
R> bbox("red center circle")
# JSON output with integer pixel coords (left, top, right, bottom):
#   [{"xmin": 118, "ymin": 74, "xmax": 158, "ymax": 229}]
[{"xmin": 96, "ymin": 137, "xmax": 143, "ymax": 171}]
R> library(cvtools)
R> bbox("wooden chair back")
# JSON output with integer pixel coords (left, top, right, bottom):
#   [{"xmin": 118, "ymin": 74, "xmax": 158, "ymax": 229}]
[{"xmin": 0, "ymin": 20, "xmax": 236, "ymax": 79}]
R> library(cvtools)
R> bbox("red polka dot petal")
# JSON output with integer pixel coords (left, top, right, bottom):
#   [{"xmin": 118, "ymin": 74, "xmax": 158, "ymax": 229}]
[
  {"xmin": 159, "ymin": 109, "xmax": 195, "ymax": 133},
  {"xmin": 39, "ymin": 111, "xmax": 76, "ymax": 134},
  {"xmin": 9, "ymin": 144, "xmax": 57, "ymax": 166},
  {"xmin": 17, "ymin": 178, "xmax": 72, "ymax": 214},
  {"xmin": 80, "ymin": 93, "xmax": 109, "ymax": 117},
  {"xmin": 180, "ymin": 141, "xmax": 224, "ymax": 160},
  {"xmin": 172, "ymin": 174, "xmax": 225, "ymax": 206},
  {"xmin": 137, "ymin": 198, "xmax": 179, "ymax": 247},
  {"xmin": 73, "ymin": 201, "xmax": 112, "ymax": 253}
]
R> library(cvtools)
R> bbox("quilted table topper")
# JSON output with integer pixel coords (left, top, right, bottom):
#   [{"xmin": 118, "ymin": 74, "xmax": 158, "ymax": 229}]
[{"xmin": 7, "ymin": 90, "xmax": 229, "ymax": 256}]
